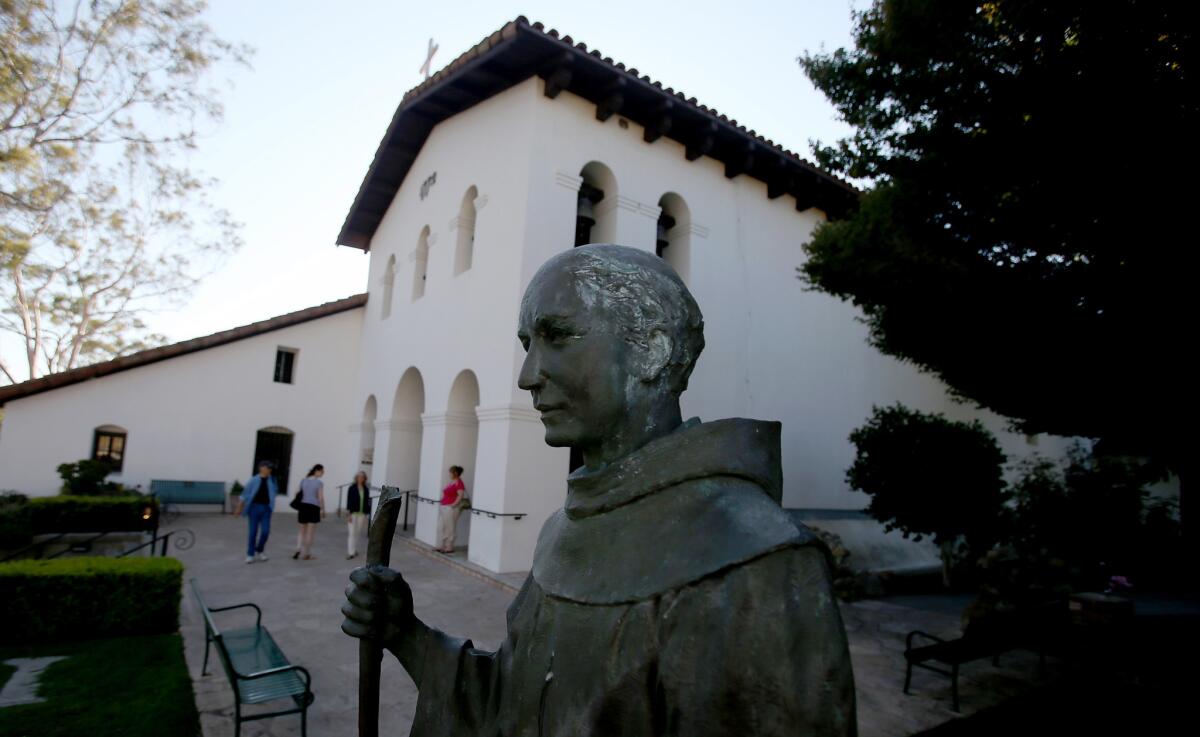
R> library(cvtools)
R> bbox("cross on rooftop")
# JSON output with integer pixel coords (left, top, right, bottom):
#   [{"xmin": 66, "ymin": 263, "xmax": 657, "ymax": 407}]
[{"xmin": 419, "ymin": 38, "xmax": 439, "ymax": 79}]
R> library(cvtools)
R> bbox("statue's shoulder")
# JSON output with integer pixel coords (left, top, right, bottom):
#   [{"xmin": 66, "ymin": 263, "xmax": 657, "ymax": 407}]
[{"xmin": 532, "ymin": 477, "xmax": 816, "ymax": 605}]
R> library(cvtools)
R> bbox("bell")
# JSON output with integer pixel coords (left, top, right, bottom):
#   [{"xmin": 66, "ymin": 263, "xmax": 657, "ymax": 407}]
[
  {"xmin": 656, "ymin": 214, "xmax": 676, "ymax": 258},
  {"xmin": 577, "ymin": 195, "xmax": 596, "ymax": 224},
  {"xmin": 575, "ymin": 192, "xmax": 597, "ymax": 247}
]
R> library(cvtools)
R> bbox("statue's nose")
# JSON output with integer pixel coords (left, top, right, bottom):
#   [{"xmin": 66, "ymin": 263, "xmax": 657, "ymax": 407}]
[{"xmin": 518, "ymin": 348, "xmax": 544, "ymax": 391}]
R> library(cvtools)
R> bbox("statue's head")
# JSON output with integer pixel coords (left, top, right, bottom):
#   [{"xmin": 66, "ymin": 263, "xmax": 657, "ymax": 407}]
[{"xmin": 517, "ymin": 244, "xmax": 704, "ymax": 455}]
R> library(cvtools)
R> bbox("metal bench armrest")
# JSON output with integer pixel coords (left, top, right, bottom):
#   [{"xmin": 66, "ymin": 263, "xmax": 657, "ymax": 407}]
[
  {"xmin": 209, "ymin": 602, "xmax": 263, "ymax": 629},
  {"xmin": 906, "ymin": 630, "xmax": 947, "ymax": 650},
  {"xmin": 239, "ymin": 663, "xmax": 311, "ymax": 689}
]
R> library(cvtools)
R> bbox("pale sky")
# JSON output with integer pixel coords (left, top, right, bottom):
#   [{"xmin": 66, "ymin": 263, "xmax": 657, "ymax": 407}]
[{"xmin": 4, "ymin": 0, "xmax": 861, "ymax": 380}]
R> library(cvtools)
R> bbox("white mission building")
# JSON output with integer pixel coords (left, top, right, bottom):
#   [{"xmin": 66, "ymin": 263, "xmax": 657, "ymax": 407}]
[{"xmin": 0, "ymin": 18, "xmax": 1066, "ymax": 573}]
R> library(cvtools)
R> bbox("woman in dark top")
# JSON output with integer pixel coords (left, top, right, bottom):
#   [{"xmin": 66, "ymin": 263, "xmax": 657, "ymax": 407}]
[{"xmin": 346, "ymin": 470, "xmax": 371, "ymax": 559}]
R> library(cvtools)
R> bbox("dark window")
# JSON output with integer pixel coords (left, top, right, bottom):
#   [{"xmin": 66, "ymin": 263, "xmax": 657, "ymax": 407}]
[
  {"xmin": 92, "ymin": 429, "xmax": 127, "ymax": 471},
  {"xmin": 274, "ymin": 349, "xmax": 297, "ymax": 384}
]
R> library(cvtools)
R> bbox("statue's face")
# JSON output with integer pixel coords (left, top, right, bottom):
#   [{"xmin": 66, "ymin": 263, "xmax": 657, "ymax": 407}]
[{"xmin": 517, "ymin": 266, "xmax": 633, "ymax": 450}]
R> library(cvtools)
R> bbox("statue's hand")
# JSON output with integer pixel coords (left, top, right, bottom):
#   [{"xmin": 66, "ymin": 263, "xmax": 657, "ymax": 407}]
[{"xmin": 341, "ymin": 565, "xmax": 414, "ymax": 652}]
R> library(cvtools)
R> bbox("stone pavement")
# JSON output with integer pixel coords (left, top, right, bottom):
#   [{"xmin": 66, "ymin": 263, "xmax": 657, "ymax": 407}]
[{"xmin": 172, "ymin": 513, "xmax": 1050, "ymax": 737}]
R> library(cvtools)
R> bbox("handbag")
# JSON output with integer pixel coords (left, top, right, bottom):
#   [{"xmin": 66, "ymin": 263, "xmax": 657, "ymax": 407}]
[{"xmin": 289, "ymin": 484, "xmax": 304, "ymax": 510}]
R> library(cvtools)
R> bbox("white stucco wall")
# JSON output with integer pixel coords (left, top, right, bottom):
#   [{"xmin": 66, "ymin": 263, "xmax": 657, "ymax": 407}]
[
  {"xmin": 350, "ymin": 75, "xmax": 1071, "ymax": 573},
  {"xmin": 351, "ymin": 77, "xmax": 565, "ymax": 573},
  {"xmin": 520, "ymin": 80, "xmax": 1070, "ymax": 511},
  {"xmin": 0, "ymin": 307, "xmax": 364, "ymax": 511}
]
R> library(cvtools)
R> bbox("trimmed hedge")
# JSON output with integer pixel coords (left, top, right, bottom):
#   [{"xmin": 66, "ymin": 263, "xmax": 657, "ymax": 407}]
[
  {"xmin": 0, "ymin": 493, "xmax": 32, "ymax": 549},
  {"xmin": 0, "ymin": 557, "xmax": 183, "ymax": 643},
  {"xmin": 29, "ymin": 495, "xmax": 158, "ymax": 534}
]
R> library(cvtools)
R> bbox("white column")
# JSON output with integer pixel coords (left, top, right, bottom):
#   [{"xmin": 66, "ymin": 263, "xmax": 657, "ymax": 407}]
[
  {"xmin": 342, "ymin": 422, "xmax": 367, "ymax": 514},
  {"xmin": 468, "ymin": 404, "xmax": 568, "ymax": 573},
  {"xmin": 371, "ymin": 419, "xmax": 394, "ymax": 491},
  {"xmin": 380, "ymin": 418, "xmax": 422, "ymax": 490},
  {"xmin": 602, "ymin": 195, "xmax": 660, "ymax": 252}
]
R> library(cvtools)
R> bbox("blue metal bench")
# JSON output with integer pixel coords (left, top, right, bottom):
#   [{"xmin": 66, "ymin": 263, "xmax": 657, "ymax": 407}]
[
  {"xmin": 151, "ymin": 479, "xmax": 226, "ymax": 514},
  {"xmin": 191, "ymin": 578, "xmax": 313, "ymax": 737}
]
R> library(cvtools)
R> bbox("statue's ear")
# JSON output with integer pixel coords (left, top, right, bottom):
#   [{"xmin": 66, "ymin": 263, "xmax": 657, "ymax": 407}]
[{"xmin": 639, "ymin": 330, "xmax": 673, "ymax": 382}]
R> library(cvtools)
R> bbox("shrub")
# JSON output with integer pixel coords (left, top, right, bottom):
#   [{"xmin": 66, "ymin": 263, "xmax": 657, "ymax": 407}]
[
  {"xmin": 847, "ymin": 404, "xmax": 1009, "ymax": 582},
  {"xmin": 0, "ymin": 492, "xmax": 33, "ymax": 549},
  {"xmin": 56, "ymin": 459, "xmax": 131, "ymax": 496},
  {"xmin": 230, "ymin": 479, "xmax": 244, "ymax": 496},
  {"xmin": 0, "ymin": 556, "xmax": 183, "ymax": 643},
  {"xmin": 30, "ymin": 495, "xmax": 158, "ymax": 534},
  {"xmin": 979, "ymin": 444, "xmax": 1174, "ymax": 604}
]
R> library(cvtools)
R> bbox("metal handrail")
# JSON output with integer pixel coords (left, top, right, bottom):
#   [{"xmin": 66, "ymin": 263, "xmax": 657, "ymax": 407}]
[
  {"xmin": 376, "ymin": 487, "xmax": 418, "ymax": 532},
  {"xmin": 46, "ymin": 531, "xmax": 111, "ymax": 558},
  {"xmin": 468, "ymin": 508, "xmax": 527, "ymax": 520},
  {"xmin": 0, "ymin": 532, "xmax": 67, "ymax": 562},
  {"xmin": 409, "ymin": 492, "xmax": 526, "ymax": 520},
  {"xmin": 334, "ymin": 483, "xmax": 387, "ymax": 518},
  {"xmin": 117, "ymin": 528, "xmax": 196, "ymax": 558}
]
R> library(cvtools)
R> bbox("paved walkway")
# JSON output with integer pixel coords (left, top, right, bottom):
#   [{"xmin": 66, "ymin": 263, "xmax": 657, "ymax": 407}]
[{"xmin": 172, "ymin": 514, "xmax": 1050, "ymax": 737}]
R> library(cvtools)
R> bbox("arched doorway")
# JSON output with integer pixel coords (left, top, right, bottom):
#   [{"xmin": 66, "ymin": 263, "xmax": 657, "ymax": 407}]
[
  {"xmin": 253, "ymin": 426, "xmax": 294, "ymax": 494},
  {"xmin": 443, "ymin": 370, "xmax": 480, "ymax": 552},
  {"xmin": 387, "ymin": 368, "xmax": 425, "ymax": 493}
]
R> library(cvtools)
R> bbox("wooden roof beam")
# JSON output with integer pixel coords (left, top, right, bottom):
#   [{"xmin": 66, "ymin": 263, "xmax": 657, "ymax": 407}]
[
  {"xmin": 685, "ymin": 121, "xmax": 718, "ymax": 161},
  {"xmin": 643, "ymin": 100, "xmax": 674, "ymax": 144},
  {"xmin": 594, "ymin": 77, "xmax": 626, "ymax": 121},
  {"xmin": 767, "ymin": 158, "xmax": 795, "ymax": 199},
  {"xmin": 541, "ymin": 52, "xmax": 574, "ymax": 99},
  {"xmin": 725, "ymin": 142, "xmax": 756, "ymax": 179}
]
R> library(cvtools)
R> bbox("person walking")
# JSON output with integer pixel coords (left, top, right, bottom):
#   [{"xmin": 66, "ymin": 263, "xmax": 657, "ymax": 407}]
[
  {"xmin": 238, "ymin": 461, "xmax": 278, "ymax": 564},
  {"xmin": 436, "ymin": 465, "xmax": 466, "ymax": 554},
  {"xmin": 346, "ymin": 471, "xmax": 372, "ymax": 560},
  {"xmin": 292, "ymin": 464, "xmax": 326, "ymax": 560}
]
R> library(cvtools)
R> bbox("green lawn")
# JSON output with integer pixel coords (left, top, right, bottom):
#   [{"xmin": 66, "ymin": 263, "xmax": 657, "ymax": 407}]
[{"xmin": 0, "ymin": 634, "xmax": 199, "ymax": 737}]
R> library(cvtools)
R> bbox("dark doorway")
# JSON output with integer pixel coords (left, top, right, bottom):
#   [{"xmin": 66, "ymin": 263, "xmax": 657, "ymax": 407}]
[{"xmin": 253, "ymin": 428, "xmax": 294, "ymax": 495}]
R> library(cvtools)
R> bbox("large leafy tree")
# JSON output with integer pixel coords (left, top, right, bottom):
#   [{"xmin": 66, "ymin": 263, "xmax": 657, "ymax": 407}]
[
  {"xmin": 0, "ymin": 0, "xmax": 249, "ymax": 382},
  {"xmin": 799, "ymin": 2, "xmax": 1195, "ymax": 515}
]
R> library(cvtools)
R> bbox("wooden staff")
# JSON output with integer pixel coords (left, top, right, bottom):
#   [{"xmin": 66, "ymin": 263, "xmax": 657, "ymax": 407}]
[{"xmin": 359, "ymin": 486, "xmax": 405, "ymax": 737}]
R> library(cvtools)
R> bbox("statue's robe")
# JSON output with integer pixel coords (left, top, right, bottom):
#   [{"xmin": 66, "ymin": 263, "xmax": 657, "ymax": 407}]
[{"xmin": 407, "ymin": 418, "xmax": 857, "ymax": 736}]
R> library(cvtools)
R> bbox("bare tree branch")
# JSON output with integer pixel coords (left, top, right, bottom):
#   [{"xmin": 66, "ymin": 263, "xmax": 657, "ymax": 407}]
[{"xmin": 1, "ymin": 0, "xmax": 250, "ymax": 382}]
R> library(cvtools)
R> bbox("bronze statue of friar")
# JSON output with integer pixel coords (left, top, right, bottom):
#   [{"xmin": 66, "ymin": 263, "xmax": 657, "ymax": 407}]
[{"xmin": 342, "ymin": 244, "xmax": 857, "ymax": 736}]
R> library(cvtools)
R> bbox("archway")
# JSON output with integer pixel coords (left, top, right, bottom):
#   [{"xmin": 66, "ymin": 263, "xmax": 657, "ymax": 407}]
[
  {"xmin": 381, "ymin": 255, "xmax": 396, "ymax": 319},
  {"xmin": 253, "ymin": 426, "xmax": 294, "ymax": 494},
  {"xmin": 657, "ymin": 192, "xmax": 691, "ymax": 284},
  {"xmin": 442, "ymin": 370, "xmax": 480, "ymax": 552},
  {"xmin": 577, "ymin": 161, "xmax": 617, "ymax": 245},
  {"xmin": 412, "ymin": 226, "xmax": 430, "ymax": 300},
  {"xmin": 386, "ymin": 368, "xmax": 425, "ymax": 494},
  {"xmin": 455, "ymin": 186, "xmax": 477, "ymax": 274}
]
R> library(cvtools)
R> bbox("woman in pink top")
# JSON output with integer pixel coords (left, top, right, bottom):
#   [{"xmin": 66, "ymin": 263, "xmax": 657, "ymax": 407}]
[{"xmin": 436, "ymin": 465, "xmax": 466, "ymax": 554}]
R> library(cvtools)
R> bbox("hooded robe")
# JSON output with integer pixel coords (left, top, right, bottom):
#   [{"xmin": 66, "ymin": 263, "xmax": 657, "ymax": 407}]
[{"xmin": 406, "ymin": 418, "xmax": 856, "ymax": 736}]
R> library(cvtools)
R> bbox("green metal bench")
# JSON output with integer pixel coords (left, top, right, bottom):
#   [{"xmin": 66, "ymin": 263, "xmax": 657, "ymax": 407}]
[
  {"xmin": 151, "ymin": 480, "xmax": 227, "ymax": 515},
  {"xmin": 190, "ymin": 578, "xmax": 313, "ymax": 737}
]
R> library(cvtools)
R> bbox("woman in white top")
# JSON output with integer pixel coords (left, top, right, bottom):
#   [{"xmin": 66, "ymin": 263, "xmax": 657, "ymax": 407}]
[{"xmin": 292, "ymin": 464, "xmax": 326, "ymax": 560}]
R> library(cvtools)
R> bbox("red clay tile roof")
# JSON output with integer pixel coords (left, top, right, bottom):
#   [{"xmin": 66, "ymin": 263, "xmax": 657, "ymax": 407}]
[
  {"xmin": 337, "ymin": 16, "xmax": 859, "ymax": 250},
  {"xmin": 0, "ymin": 294, "xmax": 367, "ymax": 406}
]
